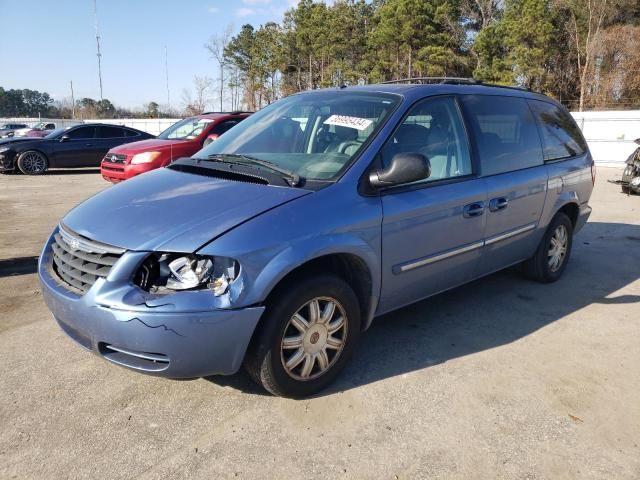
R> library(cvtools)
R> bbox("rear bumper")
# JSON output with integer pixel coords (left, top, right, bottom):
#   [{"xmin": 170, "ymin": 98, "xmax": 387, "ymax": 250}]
[
  {"xmin": 38, "ymin": 231, "xmax": 264, "ymax": 378},
  {"xmin": 575, "ymin": 203, "xmax": 592, "ymax": 234}
]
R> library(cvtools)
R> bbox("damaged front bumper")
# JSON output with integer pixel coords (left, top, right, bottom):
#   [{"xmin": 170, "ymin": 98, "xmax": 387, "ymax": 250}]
[
  {"xmin": 0, "ymin": 151, "xmax": 16, "ymax": 172},
  {"xmin": 38, "ymin": 232, "xmax": 264, "ymax": 378}
]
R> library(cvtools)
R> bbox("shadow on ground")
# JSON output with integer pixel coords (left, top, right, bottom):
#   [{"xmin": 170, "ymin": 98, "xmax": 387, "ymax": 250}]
[
  {"xmin": 45, "ymin": 168, "xmax": 101, "ymax": 175},
  {"xmin": 0, "ymin": 256, "xmax": 39, "ymax": 278},
  {"xmin": 207, "ymin": 221, "xmax": 640, "ymax": 397}
]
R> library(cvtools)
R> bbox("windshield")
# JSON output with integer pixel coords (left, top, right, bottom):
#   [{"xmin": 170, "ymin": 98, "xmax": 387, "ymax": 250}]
[
  {"xmin": 158, "ymin": 117, "xmax": 213, "ymax": 140},
  {"xmin": 195, "ymin": 91, "xmax": 400, "ymax": 181},
  {"xmin": 45, "ymin": 128, "xmax": 66, "ymax": 139},
  {"xmin": 32, "ymin": 122, "xmax": 47, "ymax": 130}
]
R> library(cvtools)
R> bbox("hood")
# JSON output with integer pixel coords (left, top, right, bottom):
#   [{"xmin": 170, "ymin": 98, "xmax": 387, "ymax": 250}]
[
  {"xmin": 0, "ymin": 136, "xmax": 45, "ymax": 146},
  {"xmin": 62, "ymin": 167, "xmax": 310, "ymax": 252},
  {"xmin": 109, "ymin": 138, "xmax": 183, "ymax": 154}
]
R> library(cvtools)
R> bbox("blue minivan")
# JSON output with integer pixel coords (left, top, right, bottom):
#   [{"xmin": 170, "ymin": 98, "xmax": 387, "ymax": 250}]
[{"xmin": 39, "ymin": 81, "xmax": 594, "ymax": 397}]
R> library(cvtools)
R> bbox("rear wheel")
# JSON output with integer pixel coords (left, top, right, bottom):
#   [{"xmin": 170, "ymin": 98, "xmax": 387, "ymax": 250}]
[
  {"xmin": 244, "ymin": 274, "xmax": 361, "ymax": 398},
  {"xmin": 521, "ymin": 212, "xmax": 573, "ymax": 283},
  {"xmin": 17, "ymin": 151, "xmax": 48, "ymax": 175}
]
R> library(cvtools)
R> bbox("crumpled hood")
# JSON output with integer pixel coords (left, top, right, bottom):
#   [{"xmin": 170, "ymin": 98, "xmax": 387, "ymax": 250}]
[{"xmin": 62, "ymin": 167, "xmax": 310, "ymax": 252}]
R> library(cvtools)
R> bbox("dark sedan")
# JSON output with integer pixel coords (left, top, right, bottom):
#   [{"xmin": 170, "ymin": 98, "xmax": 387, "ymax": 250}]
[{"xmin": 0, "ymin": 123, "xmax": 154, "ymax": 175}]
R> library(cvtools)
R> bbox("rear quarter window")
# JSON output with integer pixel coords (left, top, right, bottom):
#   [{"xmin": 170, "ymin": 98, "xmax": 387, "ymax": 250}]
[
  {"xmin": 96, "ymin": 126, "xmax": 125, "ymax": 138},
  {"xmin": 528, "ymin": 100, "xmax": 588, "ymax": 161},
  {"xmin": 460, "ymin": 95, "xmax": 543, "ymax": 176},
  {"xmin": 124, "ymin": 128, "xmax": 141, "ymax": 137}
]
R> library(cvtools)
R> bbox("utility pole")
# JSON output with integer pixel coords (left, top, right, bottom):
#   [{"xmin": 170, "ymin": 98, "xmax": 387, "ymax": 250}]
[
  {"xmin": 165, "ymin": 46, "xmax": 170, "ymax": 113},
  {"xmin": 70, "ymin": 80, "xmax": 75, "ymax": 119},
  {"xmin": 93, "ymin": 0, "xmax": 104, "ymax": 100}
]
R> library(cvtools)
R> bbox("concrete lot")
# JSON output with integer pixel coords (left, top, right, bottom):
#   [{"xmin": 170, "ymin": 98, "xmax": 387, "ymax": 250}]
[{"xmin": 0, "ymin": 168, "xmax": 639, "ymax": 479}]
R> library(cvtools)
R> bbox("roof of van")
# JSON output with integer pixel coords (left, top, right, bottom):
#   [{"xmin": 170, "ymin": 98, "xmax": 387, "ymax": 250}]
[{"xmin": 297, "ymin": 81, "xmax": 559, "ymax": 105}]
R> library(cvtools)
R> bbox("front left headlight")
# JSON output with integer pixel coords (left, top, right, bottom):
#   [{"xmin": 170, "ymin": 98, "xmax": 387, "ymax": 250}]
[
  {"xmin": 134, "ymin": 253, "xmax": 239, "ymax": 296},
  {"xmin": 130, "ymin": 151, "xmax": 162, "ymax": 164},
  {"xmin": 0, "ymin": 146, "xmax": 12, "ymax": 154}
]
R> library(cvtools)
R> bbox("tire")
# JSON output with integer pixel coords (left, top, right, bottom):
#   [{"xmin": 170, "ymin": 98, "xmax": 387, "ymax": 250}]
[
  {"xmin": 244, "ymin": 274, "xmax": 361, "ymax": 398},
  {"xmin": 622, "ymin": 185, "xmax": 630, "ymax": 194},
  {"xmin": 521, "ymin": 212, "xmax": 573, "ymax": 283},
  {"xmin": 17, "ymin": 150, "xmax": 48, "ymax": 175}
]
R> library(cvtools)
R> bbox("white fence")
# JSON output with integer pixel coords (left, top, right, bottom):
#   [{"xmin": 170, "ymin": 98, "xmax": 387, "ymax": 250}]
[
  {"xmin": 83, "ymin": 118, "xmax": 182, "ymax": 136},
  {"xmin": 0, "ymin": 117, "xmax": 83, "ymax": 129},
  {"xmin": 0, "ymin": 117, "xmax": 180, "ymax": 136},
  {"xmin": 3, "ymin": 111, "xmax": 639, "ymax": 165},
  {"xmin": 570, "ymin": 111, "xmax": 638, "ymax": 167}
]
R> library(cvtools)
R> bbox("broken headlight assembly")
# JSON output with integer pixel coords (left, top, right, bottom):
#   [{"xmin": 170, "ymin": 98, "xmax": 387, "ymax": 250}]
[{"xmin": 133, "ymin": 253, "xmax": 239, "ymax": 296}]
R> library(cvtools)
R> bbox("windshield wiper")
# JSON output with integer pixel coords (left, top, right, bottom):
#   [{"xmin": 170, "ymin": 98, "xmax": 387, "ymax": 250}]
[{"xmin": 207, "ymin": 153, "xmax": 302, "ymax": 187}]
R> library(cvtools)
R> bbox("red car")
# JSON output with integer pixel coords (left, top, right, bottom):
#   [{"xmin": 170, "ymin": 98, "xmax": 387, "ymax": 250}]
[
  {"xmin": 25, "ymin": 122, "xmax": 57, "ymax": 137},
  {"xmin": 100, "ymin": 112, "xmax": 251, "ymax": 183}
]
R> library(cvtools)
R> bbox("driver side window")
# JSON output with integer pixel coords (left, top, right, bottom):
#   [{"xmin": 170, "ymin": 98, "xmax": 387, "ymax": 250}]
[
  {"xmin": 381, "ymin": 97, "xmax": 472, "ymax": 183},
  {"xmin": 66, "ymin": 126, "xmax": 96, "ymax": 140}
]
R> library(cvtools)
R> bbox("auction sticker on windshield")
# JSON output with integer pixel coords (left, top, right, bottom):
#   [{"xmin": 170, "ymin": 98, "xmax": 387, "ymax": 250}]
[{"xmin": 324, "ymin": 115, "xmax": 373, "ymax": 131}]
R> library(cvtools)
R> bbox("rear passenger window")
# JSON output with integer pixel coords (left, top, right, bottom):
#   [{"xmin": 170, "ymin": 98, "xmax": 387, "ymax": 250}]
[
  {"xmin": 460, "ymin": 95, "xmax": 543, "ymax": 176},
  {"xmin": 381, "ymin": 96, "xmax": 472, "ymax": 183},
  {"xmin": 528, "ymin": 100, "xmax": 587, "ymax": 161},
  {"xmin": 96, "ymin": 126, "xmax": 125, "ymax": 138}
]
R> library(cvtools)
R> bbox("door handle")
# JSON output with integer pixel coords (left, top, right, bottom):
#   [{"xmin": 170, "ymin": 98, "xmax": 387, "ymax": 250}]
[
  {"xmin": 85, "ymin": 143, "xmax": 94, "ymax": 146},
  {"xmin": 489, "ymin": 197, "xmax": 509, "ymax": 212},
  {"xmin": 463, "ymin": 201, "xmax": 485, "ymax": 218}
]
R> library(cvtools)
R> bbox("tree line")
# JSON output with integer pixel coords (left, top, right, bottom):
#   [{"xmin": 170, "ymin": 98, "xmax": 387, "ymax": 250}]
[
  {"xmin": 3, "ymin": 0, "xmax": 639, "ymax": 118},
  {"xmin": 0, "ymin": 87, "xmax": 176, "ymax": 119},
  {"xmin": 212, "ymin": 0, "xmax": 640, "ymax": 112}
]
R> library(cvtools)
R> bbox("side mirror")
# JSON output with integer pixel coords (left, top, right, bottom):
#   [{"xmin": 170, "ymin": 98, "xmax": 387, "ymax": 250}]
[
  {"xmin": 204, "ymin": 133, "xmax": 220, "ymax": 146},
  {"xmin": 369, "ymin": 152, "xmax": 430, "ymax": 188},
  {"xmin": 60, "ymin": 134, "xmax": 70, "ymax": 142}
]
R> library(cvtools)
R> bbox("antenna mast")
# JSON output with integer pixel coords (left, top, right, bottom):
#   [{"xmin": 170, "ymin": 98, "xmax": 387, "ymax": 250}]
[
  {"xmin": 165, "ymin": 46, "xmax": 170, "ymax": 112},
  {"xmin": 93, "ymin": 0, "xmax": 104, "ymax": 100}
]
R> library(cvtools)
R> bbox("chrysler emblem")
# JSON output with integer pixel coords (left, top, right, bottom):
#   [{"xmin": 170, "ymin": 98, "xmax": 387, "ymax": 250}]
[{"xmin": 69, "ymin": 238, "xmax": 80, "ymax": 251}]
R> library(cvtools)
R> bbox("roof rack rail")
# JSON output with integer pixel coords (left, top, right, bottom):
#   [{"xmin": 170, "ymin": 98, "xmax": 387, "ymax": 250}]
[
  {"xmin": 380, "ymin": 77, "xmax": 479, "ymax": 85},
  {"xmin": 200, "ymin": 110, "xmax": 254, "ymax": 115},
  {"xmin": 379, "ymin": 77, "xmax": 532, "ymax": 92}
]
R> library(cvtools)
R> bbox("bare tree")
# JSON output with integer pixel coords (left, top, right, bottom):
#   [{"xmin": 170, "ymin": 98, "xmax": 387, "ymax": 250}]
[
  {"xmin": 461, "ymin": 0, "xmax": 503, "ymax": 30},
  {"xmin": 591, "ymin": 24, "xmax": 640, "ymax": 109},
  {"xmin": 553, "ymin": 0, "xmax": 630, "ymax": 111},
  {"xmin": 205, "ymin": 25, "xmax": 233, "ymax": 112},
  {"xmin": 181, "ymin": 76, "xmax": 213, "ymax": 115}
]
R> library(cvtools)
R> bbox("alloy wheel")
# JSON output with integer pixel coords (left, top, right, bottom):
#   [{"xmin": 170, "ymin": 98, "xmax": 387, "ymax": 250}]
[
  {"xmin": 20, "ymin": 152, "xmax": 46, "ymax": 174},
  {"xmin": 280, "ymin": 296, "xmax": 348, "ymax": 381},
  {"xmin": 548, "ymin": 224, "xmax": 568, "ymax": 272}
]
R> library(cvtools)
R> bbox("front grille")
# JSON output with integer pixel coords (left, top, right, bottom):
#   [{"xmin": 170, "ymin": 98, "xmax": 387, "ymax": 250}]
[
  {"xmin": 102, "ymin": 164, "xmax": 124, "ymax": 172},
  {"xmin": 51, "ymin": 224, "xmax": 125, "ymax": 294},
  {"xmin": 103, "ymin": 153, "xmax": 127, "ymax": 164}
]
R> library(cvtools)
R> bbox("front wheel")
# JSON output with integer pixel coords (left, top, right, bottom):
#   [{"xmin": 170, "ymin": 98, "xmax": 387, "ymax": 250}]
[
  {"xmin": 17, "ymin": 150, "xmax": 48, "ymax": 175},
  {"xmin": 521, "ymin": 212, "xmax": 573, "ymax": 283},
  {"xmin": 244, "ymin": 274, "xmax": 361, "ymax": 398}
]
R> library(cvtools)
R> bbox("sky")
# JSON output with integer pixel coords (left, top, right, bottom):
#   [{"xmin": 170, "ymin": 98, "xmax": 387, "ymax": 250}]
[{"xmin": 0, "ymin": 0, "xmax": 299, "ymax": 109}]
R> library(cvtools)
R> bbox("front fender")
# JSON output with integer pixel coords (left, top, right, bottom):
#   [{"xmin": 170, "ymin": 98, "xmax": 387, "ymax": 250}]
[
  {"xmin": 198, "ymin": 231, "xmax": 381, "ymax": 324},
  {"xmin": 250, "ymin": 233, "xmax": 380, "ymax": 308}
]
